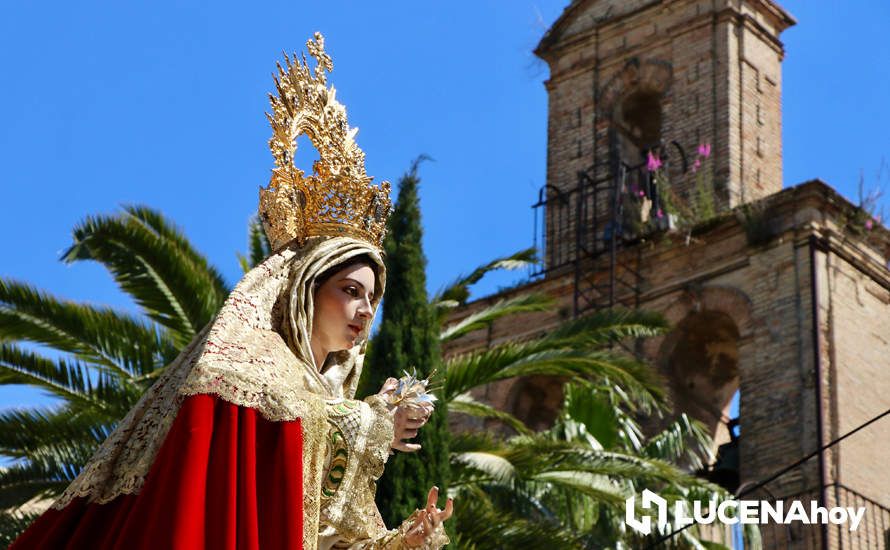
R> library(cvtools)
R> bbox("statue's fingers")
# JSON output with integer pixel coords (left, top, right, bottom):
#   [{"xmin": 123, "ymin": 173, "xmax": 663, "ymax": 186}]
[
  {"xmin": 426, "ymin": 486, "xmax": 439, "ymax": 510},
  {"xmin": 410, "ymin": 510, "xmax": 427, "ymax": 535},
  {"xmin": 422, "ymin": 514, "xmax": 433, "ymax": 535},
  {"xmin": 441, "ymin": 497, "xmax": 454, "ymax": 521}
]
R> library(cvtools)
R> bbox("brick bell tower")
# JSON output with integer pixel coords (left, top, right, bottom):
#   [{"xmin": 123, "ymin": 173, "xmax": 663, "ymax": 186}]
[
  {"xmin": 444, "ymin": 1, "xmax": 890, "ymax": 548},
  {"xmin": 533, "ymin": 0, "xmax": 795, "ymax": 274},
  {"xmin": 537, "ymin": 0, "xmax": 794, "ymax": 209}
]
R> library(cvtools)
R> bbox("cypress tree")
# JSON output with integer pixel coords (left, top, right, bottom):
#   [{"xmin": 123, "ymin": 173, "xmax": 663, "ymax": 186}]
[{"xmin": 361, "ymin": 157, "xmax": 451, "ymax": 529}]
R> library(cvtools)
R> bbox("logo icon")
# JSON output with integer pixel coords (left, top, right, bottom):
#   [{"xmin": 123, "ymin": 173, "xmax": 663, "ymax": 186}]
[{"xmin": 625, "ymin": 489, "xmax": 668, "ymax": 535}]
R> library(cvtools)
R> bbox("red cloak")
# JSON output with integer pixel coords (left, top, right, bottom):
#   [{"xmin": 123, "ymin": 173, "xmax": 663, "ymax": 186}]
[{"xmin": 11, "ymin": 394, "xmax": 304, "ymax": 549}]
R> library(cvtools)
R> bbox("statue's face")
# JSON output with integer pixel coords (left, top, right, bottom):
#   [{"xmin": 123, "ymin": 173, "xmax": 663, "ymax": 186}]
[{"xmin": 312, "ymin": 263, "xmax": 376, "ymax": 355}]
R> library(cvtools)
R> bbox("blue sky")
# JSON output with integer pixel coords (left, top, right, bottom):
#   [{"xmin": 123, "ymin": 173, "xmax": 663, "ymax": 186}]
[{"xmin": 1, "ymin": 1, "xmax": 888, "ymax": 420}]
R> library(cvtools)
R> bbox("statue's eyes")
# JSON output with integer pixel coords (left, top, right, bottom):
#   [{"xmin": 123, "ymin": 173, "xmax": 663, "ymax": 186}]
[{"xmin": 344, "ymin": 286, "xmax": 359, "ymax": 297}]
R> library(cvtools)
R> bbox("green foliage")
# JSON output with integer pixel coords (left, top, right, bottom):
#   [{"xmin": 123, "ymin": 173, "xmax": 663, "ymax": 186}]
[
  {"xmin": 449, "ymin": 376, "xmax": 752, "ymax": 548},
  {"xmin": 361, "ymin": 157, "xmax": 452, "ymax": 529},
  {"xmin": 0, "ymin": 206, "xmax": 232, "ymax": 537},
  {"xmin": 735, "ymin": 199, "xmax": 774, "ymax": 247},
  {"xmin": 432, "ymin": 247, "xmax": 538, "ymax": 314},
  {"xmin": 438, "ymin": 293, "xmax": 553, "ymax": 344},
  {"xmin": 441, "ymin": 309, "xmax": 669, "ymax": 412},
  {"xmin": 60, "ymin": 205, "xmax": 229, "ymax": 346},
  {"xmin": 436, "ymin": 278, "xmax": 754, "ymax": 548},
  {"xmin": 0, "ymin": 510, "xmax": 42, "ymax": 547},
  {"xmin": 449, "ymin": 485, "xmax": 582, "ymax": 549},
  {"xmin": 0, "ymin": 280, "xmax": 177, "ymax": 380},
  {"xmin": 236, "ymin": 214, "xmax": 272, "ymax": 273},
  {"xmin": 693, "ymin": 174, "xmax": 716, "ymax": 222}
]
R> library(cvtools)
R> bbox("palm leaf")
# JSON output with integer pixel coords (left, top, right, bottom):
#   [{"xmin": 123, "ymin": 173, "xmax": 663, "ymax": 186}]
[
  {"xmin": 61, "ymin": 207, "xmax": 228, "ymax": 345},
  {"xmin": 0, "ymin": 406, "xmax": 113, "ymax": 461},
  {"xmin": 0, "ymin": 344, "xmax": 132, "ymax": 413},
  {"xmin": 451, "ymin": 486, "xmax": 582, "ymax": 550},
  {"xmin": 433, "ymin": 247, "xmax": 538, "ymax": 309},
  {"xmin": 562, "ymin": 382, "xmax": 622, "ymax": 449},
  {"xmin": 454, "ymin": 433, "xmax": 697, "ymax": 489},
  {"xmin": 0, "ymin": 509, "xmax": 43, "ymax": 546},
  {"xmin": 642, "ymin": 413, "xmax": 714, "ymax": 469},
  {"xmin": 237, "ymin": 214, "xmax": 272, "ymax": 273},
  {"xmin": 449, "ymin": 393, "xmax": 532, "ymax": 435},
  {"xmin": 547, "ymin": 307, "xmax": 670, "ymax": 346},
  {"xmin": 121, "ymin": 205, "xmax": 229, "ymax": 295},
  {"xmin": 439, "ymin": 293, "xmax": 554, "ymax": 344},
  {"xmin": 530, "ymin": 470, "xmax": 628, "ymax": 506},
  {"xmin": 451, "ymin": 451, "xmax": 517, "ymax": 485},
  {"xmin": 0, "ymin": 460, "xmax": 73, "ymax": 509},
  {"xmin": 443, "ymin": 340, "xmax": 665, "ymax": 413},
  {"xmin": 0, "ymin": 279, "xmax": 174, "ymax": 378}
]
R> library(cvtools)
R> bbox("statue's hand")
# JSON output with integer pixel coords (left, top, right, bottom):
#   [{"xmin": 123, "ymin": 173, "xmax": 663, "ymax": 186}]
[
  {"xmin": 391, "ymin": 401, "xmax": 433, "ymax": 452},
  {"xmin": 378, "ymin": 378, "xmax": 433, "ymax": 453},
  {"xmin": 403, "ymin": 487, "xmax": 453, "ymax": 548}
]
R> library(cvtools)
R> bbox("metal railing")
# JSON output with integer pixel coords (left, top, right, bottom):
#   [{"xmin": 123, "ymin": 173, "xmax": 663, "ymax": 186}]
[
  {"xmin": 747, "ymin": 483, "xmax": 890, "ymax": 549},
  {"xmin": 530, "ymin": 156, "xmax": 663, "ymax": 316}
]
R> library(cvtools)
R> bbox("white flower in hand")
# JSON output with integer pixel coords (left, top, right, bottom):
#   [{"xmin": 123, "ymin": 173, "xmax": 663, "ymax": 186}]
[{"xmin": 378, "ymin": 377, "xmax": 434, "ymax": 452}]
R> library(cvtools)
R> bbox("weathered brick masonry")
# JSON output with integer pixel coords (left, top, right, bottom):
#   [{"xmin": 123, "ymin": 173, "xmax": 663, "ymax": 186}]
[{"xmin": 444, "ymin": 1, "xmax": 890, "ymax": 547}]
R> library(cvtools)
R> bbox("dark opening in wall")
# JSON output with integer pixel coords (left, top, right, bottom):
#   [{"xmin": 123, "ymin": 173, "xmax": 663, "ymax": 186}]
[{"xmin": 615, "ymin": 90, "xmax": 663, "ymax": 162}]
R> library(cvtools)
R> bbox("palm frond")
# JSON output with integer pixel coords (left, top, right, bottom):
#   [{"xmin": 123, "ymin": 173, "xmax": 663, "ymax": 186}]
[
  {"xmin": 530, "ymin": 470, "xmax": 629, "ymax": 506},
  {"xmin": 451, "ymin": 486, "xmax": 582, "ymax": 550},
  {"xmin": 562, "ymin": 382, "xmax": 622, "ymax": 449},
  {"xmin": 0, "ymin": 406, "xmax": 113, "ymax": 460},
  {"xmin": 237, "ymin": 214, "xmax": 272, "ymax": 273},
  {"xmin": 510, "ymin": 442, "xmax": 693, "ymax": 486},
  {"xmin": 448, "ymin": 430, "xmax": 506, "ymax": 454},
  {"xmin": 455, "ymin": 434, "xmax": 699, "ymax": 489},
  {"xmin": 439, "ymin": 293, "xmax": 554, "ymax": 344},
  {"xmin": 0, "ymin": 509, "xmax": 43, "ymax": 546},
  {"xmin": 547, "ymin": 307, "xmax": 670, "ymax": 346},
  {"xmin": 121, "ymin": 206, "xmax": 229, "ymax": 297},
  {"xmin": 449, "ymin": 393, "xmax": 532, "ymax": 435},
  {"xmin": 61, "ymin": 207, "xmax": 228, "ymax": 345},
  {"xmin": 0, "ymin": 460, "xmax": 73, "ymax": 509},
  {"xmin": 444, "ymin": 341, "xmax": 665, "ymax": 413},
  {"xmin": 0, "ymin": 279, "xmax": 174, "ymax": 378},
  {"xmin": 642, "ymin": 413, "xmax": 714, "ymax": 469},
  {"xmin": 0, "ymin": 344, "xmax": 134, "ymax": 413},
  {"xmin": 433, "ymin": 247, "xmax": 538, "ymax": 309},
  {"xmin": 451, "ymin": 451, "xmax": 517, "ymax": 485}
]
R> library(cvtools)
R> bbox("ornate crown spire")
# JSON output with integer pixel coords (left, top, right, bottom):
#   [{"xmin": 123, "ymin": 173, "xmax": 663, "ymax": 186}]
[{"xmin": 259, "ymin": 32, "xmax": 392, "ymax": 250}]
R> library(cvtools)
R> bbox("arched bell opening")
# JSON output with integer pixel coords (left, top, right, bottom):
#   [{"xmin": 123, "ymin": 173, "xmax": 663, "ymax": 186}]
[
  {"xmin": 613, "ymin": 89, "xmax": 664, "ymax": 164},
  {"xmin": 661, "ymin": 310, "xmax": 741, "ymax": 491}
]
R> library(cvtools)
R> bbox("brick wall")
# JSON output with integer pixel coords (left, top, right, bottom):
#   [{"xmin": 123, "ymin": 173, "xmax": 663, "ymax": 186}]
[{"xmin": 444, "ymin": 182, "xmax": 890, "ymax": 523}]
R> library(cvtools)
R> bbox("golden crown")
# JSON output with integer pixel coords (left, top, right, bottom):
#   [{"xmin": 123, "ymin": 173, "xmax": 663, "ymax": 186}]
[{"xmin": 259, "ymin": 33, "xmax": 392, "ymax": 251}]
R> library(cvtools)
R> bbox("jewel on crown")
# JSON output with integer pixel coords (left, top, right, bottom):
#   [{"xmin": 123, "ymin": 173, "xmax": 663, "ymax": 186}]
[{"xmin": 259, "ymin": 32, "xmax": 392, "ymax": 251}]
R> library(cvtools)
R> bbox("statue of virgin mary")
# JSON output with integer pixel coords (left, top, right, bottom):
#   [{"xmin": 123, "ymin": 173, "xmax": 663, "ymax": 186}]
[{"xmin": 10, "ymin": 33, "xmax": 451, "ymax": 550}]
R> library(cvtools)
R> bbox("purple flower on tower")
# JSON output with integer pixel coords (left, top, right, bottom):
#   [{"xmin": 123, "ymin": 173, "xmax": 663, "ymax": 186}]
[{"xmin": 647, "ymin": 151, "xmax": 663, "ymax": 172}]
